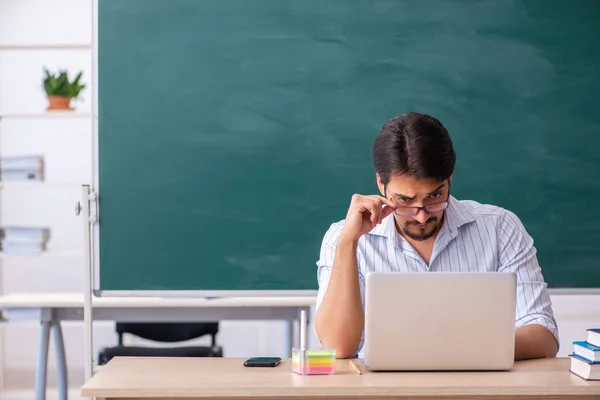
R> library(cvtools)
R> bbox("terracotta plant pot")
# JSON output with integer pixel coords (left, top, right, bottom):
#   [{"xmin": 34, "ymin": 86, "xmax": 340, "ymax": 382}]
[{"xmin": 47, "ymin": 95, "xmax": 73, "ymax": 111}]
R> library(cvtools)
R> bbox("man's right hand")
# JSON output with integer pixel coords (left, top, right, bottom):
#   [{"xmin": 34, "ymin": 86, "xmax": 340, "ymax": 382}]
[
  {"xmin": 314, "ymin": 193, "xmax": 396, "ymax": 357},
  {"xmin": 340, "ymin": 194, "xmax": 396, "ymax": 242}
]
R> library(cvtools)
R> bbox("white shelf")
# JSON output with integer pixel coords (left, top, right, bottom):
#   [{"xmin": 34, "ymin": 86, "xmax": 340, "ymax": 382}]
[
  {"xmin": 0, "ymin": 181, "xmax": 86, "ymax": 189},
  {"xmin": 0, "ymin": 112, "xmax": 92, "ymax": 119},
  {"xmin": 0, "ymin": 250, "xmax": 82, "ymax": 259},
  {"xmin": 0, "ymin": 44, "xmax": 90, "ymax": 50}
]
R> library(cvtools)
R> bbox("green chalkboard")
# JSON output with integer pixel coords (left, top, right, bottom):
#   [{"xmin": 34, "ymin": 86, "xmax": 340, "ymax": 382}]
[{"xmin": 96, "ymin": 0, "xmax": 600, "ymax": 293}]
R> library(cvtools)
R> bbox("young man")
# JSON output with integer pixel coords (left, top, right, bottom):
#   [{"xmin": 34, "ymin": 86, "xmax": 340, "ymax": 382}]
[{"xmin": 313, "ymin": 112, "xmax": 559, "ymax": 360}]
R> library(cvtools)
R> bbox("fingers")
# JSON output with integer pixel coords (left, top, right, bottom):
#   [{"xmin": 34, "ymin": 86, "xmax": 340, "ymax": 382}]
[
  {"xmin": 381, "ymin": 204, "xmax": 395, "ymax": 220},
  {"xmin": 352, "ymin": 195, "xmax": 395, "ymax": 228},
  {"xmin": 375, "ymin": 195, "xmax": 397, "ymax": 209},
  {"xmin": 371, "ymin": 204, "xmax": 395, "ymax": 226},
  {"xmin": 350, "ymin": 194, "xmax": 397, "ymax": 228},
  {"xmin": 374, "ymin": 198, "xmax": 395, "ymax": 226},
  {"xmin": 366, "ymin": 203, "xmax": 379, "ymax": 227}
]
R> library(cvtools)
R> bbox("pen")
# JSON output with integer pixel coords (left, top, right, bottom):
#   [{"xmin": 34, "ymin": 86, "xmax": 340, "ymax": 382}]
[
  {"xmin": 300, "ymin": 309, "xmax": 306, "ymax": 351},
  {"xmin": 349, "ymin": 359, "xmax": 362, "ymax": 375}
]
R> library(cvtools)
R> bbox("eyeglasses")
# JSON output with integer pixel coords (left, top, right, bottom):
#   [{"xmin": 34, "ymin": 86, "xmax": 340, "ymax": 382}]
[{"xmin": 393, "ymin": 199, "xmax": 449, "ymax": 217}]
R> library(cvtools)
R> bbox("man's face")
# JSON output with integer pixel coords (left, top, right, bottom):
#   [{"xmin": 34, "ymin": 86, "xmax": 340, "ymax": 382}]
[{"xmin": 377, "ymin": 174, "xmax": 451, "ymax": 242}]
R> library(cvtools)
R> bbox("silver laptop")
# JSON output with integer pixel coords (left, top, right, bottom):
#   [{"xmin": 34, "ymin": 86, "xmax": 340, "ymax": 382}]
[{"xmin": 363, "ymin": 271, "xmax": 516, "ymax": 371}]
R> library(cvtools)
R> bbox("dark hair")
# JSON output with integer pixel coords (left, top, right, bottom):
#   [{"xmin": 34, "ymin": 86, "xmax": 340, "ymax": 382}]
[{"xmin": 372, "ymin": 112, "xmax": 456, "ymax": 185}]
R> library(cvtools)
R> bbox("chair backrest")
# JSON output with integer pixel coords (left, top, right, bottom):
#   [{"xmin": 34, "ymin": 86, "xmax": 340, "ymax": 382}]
[{"xmin": 116, "ymin": 322, "xmax": 219, "ymax": 343}]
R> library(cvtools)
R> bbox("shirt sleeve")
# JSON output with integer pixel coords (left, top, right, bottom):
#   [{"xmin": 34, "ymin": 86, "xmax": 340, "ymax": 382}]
[
  {"xmin": 498, "ymin": 210, "xmax": 560, "ymax": 348},
  {"xmin": 314, "ymin": 221, "xmax": 366, "ymax": 357}
]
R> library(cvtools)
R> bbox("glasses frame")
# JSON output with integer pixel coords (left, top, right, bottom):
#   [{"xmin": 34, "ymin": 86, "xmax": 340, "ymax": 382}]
[
  {"xmin": 393, "ymin": 198, "xmax": 449, "ymax": 216},
  {"xmin": 385, "ymin": 189, "xmax": 451, "ymax": 217}
]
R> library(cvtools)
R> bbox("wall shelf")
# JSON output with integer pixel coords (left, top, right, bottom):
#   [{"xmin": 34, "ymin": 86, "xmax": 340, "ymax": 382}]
[
  {"xmin": 0, "ymin": 44, "xmax": 91, "ymax": 50},
  {"xmin": 0, "ymin": 250, "xmax": 82, "ymax": 259},
  {"xmin": 0, "ymin": 112, "xmax": 92, "ymax": 119},
  {"xmin": 0, "ymin": 182, "xmax": 86, "ymax": 189}
]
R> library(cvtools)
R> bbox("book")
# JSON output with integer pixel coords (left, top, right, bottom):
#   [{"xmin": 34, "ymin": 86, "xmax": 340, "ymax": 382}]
[
  {"xmin": 573, "ymin": 341, "xmax": 600, "ymax": 362},
  {"xmin": 0, "ymin": 155, "xmax": 43, "ymax": 170},
  {"xmin": 587, "ymin": 329, "xmax": 600, "ymax": 348},
  {"xmin": 0, "ymin": 169, "xmax": 44, "ymax": 181},
  {"xmin": 570, "ymin": 353, "xmax": 600, "ymax": 380},
  {"xmin": 0, "ymin": 227, "xmax": 50, "ymax": 254},
  {"xmin": 0, "ymin": 156, "xmax": 44, "ymax": 182},
  {"xmin": 1, "ymin": 241, "xmax": 46, "ymax": 255},
  {"xmin": 1, "ymin": 227, "xmax": 50, "ymax": 243}
]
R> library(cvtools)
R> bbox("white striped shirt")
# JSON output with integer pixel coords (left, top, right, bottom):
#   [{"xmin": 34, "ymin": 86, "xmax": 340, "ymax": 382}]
[{"xmin": 315, "ymin": 195, "xmax": 559, "ymax": 357}]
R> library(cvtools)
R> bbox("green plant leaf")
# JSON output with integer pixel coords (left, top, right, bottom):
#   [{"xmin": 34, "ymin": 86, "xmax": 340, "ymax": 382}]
[{"xmin": 41, "ymin": 68, "xmax": 86, "ymax": 98}]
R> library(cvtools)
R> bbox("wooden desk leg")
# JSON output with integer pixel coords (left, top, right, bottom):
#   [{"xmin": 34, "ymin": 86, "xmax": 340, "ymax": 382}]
[{"xmin": 35, "ymin": 320, "xmax": 51, "ymax": 400}]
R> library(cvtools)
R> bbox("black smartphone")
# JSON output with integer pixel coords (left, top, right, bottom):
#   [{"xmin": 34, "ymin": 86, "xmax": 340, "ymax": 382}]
[{"xmin": 243, "ymin": 357, "xmax": 282, "ymax": 367}]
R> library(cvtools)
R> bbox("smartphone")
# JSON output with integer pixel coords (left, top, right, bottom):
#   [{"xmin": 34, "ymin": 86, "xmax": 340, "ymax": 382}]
[{"xmin": 243, "ymin": 357, "xmax": 282, "ymax": 367}]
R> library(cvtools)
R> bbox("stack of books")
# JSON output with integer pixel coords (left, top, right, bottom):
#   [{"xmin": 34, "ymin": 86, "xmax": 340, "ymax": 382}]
[
  {"xmin": 0, "ymin": 155, "xmax": 44, "ymax": 181},
  {"xmin": 570, "ymin": 329, "xmax": 600, "ymax": 380},
  {"xmin": 0, "ymin": 227, "xmax": 50, "ymax": 254}
]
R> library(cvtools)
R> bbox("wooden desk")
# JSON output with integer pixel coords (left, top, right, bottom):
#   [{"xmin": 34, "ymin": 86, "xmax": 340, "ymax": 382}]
[
  {"xmin": 81, "ymin": 357, "xmax": 600, "ymax": 399},
  {"xmin": 0, "ymin": 293, "xmax": 314, "ymax": 400}
]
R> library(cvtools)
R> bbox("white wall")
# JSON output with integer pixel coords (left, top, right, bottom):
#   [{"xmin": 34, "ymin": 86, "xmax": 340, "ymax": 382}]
[{"xmin": 0, "ymin": 0, "xmax": 598, "ymax": 392}]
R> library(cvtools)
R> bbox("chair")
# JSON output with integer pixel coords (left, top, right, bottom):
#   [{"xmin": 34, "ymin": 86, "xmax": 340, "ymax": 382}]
[{"xmin": 97, "ymin": 322, "xmax": 223, "ymax": 365}]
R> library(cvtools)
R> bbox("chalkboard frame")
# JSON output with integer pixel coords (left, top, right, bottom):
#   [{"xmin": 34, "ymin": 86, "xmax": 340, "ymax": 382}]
[{"xmin": 89, "ymin": 0, "xmax": 600, "ymax": 296}]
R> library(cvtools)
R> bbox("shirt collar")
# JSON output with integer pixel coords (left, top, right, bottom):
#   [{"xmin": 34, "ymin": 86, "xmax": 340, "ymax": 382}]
[
  {"xmin": 367, "ymin": 211, "xmax": 397, "ymax": 241},
  {"xmin": 441, "ymin": 195, "xmax": 476, "ymax": 238},
  {"xmin": 366, "ymin": 195, "xmax": 475, "ymax": 243}
]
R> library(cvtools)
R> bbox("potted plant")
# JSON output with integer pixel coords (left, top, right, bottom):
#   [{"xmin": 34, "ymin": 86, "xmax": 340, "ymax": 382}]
[{"xmin": 42, "ymin": 68, "xmax": 85, "ymax": 111}]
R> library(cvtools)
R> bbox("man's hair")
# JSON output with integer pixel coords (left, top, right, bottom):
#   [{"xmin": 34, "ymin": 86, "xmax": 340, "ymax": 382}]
[{"xmin": 372, "ymin": 112, "xmax": 456, "ymax": 185}]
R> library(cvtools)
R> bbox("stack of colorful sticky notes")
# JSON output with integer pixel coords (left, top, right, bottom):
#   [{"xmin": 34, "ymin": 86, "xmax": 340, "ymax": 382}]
[{"xmin": 292, "ymin": 348, "xmax": 336, "ymax": 375}]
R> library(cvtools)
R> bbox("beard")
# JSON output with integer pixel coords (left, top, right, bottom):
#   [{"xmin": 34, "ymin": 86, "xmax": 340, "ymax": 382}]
[{"xmin": 400, "ymin": 216, "xmax": 443, "ymax": 241}]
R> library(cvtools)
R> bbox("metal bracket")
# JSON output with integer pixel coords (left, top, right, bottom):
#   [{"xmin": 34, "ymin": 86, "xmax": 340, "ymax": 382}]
[
  {"xmin": 75, "ymin": 190, "xmax": 99, "ymax": 224},
  {"xmin": 88, "ymin": 191, "xmax": 99, "ymax": 224}
]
